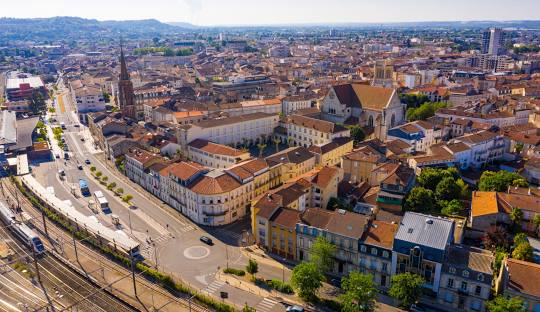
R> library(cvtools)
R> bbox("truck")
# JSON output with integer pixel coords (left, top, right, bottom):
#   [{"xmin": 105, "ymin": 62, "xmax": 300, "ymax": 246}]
[{"xmin": 93, "ymin": 190, "xmax": 110, "ymax": 213}]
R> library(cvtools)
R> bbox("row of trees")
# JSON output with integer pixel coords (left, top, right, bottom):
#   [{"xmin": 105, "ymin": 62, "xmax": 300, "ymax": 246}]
[
  {"xmin": 478, "ymin": 170, "xmax": 528, "ymax": 192},
  {"xmin": 406, "ymin": 101, "xmax": 447, "ymax": 121},
  {"xmin": 133, "ymin": 47, "xmax": 194, "ymax": 56},
  {"xmin": 405, "ymin": 167, "xmax": 469, "ymax": 216},
  {"xmin": 289, "ymin": 237, "xmax": 431, "ymax": 311}
]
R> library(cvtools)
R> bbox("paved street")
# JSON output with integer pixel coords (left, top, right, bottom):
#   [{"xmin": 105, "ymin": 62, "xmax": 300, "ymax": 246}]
[{"xmin": 30, "ymin": 81, "xmax": 292, "ymax": 311}]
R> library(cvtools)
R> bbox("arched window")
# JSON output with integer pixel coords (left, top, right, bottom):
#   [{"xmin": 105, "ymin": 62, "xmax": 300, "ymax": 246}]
[{"xmin": 368, "ymin": 115, "xmax": 374, "ymax": 127}]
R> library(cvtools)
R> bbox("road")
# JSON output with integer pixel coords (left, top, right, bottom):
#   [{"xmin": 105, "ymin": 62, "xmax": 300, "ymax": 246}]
[{"xmin": 29, "ymin": 80, "xmax": 293, "ymax": 311}]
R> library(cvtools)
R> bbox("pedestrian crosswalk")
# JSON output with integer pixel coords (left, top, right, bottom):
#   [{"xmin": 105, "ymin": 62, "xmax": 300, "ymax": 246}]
[
  {"xmin": 255, "ymin": 298, "xmax": 279, "ymax": 312},
  {"xmin": 202, "ymin": 280, "xmax": 225, "ymax": 294}
]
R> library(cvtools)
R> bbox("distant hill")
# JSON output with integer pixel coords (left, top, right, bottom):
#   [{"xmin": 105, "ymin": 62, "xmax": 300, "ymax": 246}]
[
  {"xmin": 0, "ymin": 16, "xmax": 192, "ymax": 43},
  {"xmin": 167, "ymin": 22, "xmax": 199, "ymax": 29}
]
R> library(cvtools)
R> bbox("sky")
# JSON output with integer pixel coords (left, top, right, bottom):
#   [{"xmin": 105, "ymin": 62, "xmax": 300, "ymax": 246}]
[{"xmin": 2, "ymin": 0, "xmax": 540, "ymax": 26}]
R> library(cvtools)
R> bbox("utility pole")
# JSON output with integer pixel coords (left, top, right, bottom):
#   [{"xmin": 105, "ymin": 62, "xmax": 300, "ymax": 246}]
[
  {"xmin": 32, "ymin": 249, "xmax": 41, "ymax": 283},
  {"xmin": 72, "ymin": 230, "xmax": 78, "ymax": 262},
  {"xmin": 41, "ymin": 209, "xmax": 48, "ymax": 237},
  {"xmin": 226, "ymin": 245, "xmax": 229, "ymax": 269},
  {"xmin": 130, "ymin": 253, "xmax": 137, "ymax": 296}
]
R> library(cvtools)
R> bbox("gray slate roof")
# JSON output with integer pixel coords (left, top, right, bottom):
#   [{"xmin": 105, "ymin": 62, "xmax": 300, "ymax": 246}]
[{"xmin": 395, "ymin": 212, "xmax": 454, "ymax": 251}]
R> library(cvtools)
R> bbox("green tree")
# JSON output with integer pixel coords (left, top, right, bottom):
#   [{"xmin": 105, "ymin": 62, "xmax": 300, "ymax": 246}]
[
  {"xmin": 101, "ymin": 176, "xmax": 108, "ymax": 183},
  {"xmin": 406, "ymin": 102, "xmax": 447, "ymax": 121},
  {"xmin": 257, "ymin": 143, "xmax": 267, "ymax": 158},
  {"xmin": 246, "ymin": 259, "xmax": 258, "ymax": 280},
  {"xmin": 417, "ymin": 167, "xmax": 458, "ymax": 191},
  {"xmin": 107, "ymin": 182, "xmax": 117, "ymax": 190},
  {"xmin": 116, "ymin": 187, "xmax": 124, "ymax": 195},
  {"xmin": 399, "ymin": 94, "xmax": 430, "ymax": 108},
  {"xmin": 273, "ymin": 137, "xmax": 281, "ymax": 153},
  {"xmin": 291, "ymin": 262, "xmax": 324, "ymax": 302},
  {"xmin": 310, "ymin": 236, "xmax": 336, "ymax": 273},
  {"xmin": 435, "ymin": 177, "xmax": 461, "ymax": 201},
  {"xmin": 441, "ymin": 199, "xmax": 464, "ymax": 216},
  {"xmin": 242, "ymin": 303, "xmax": 256, "ymax": 312},
  {"xmin": 405, "ymin": 187, "xmax": 435, "ymax": 212},
  {"xmin": 388, "ymin": 273, "xmax": 424, "ymax": 308},
  {"xmin": 346, "ymin": 125, "xmax": 365, "ymax": 144},
  {"xmin": 122, "ymin": 194, "xmax": 133, "ymax": 203},
  {"xmin": 456, "ymin": 178, "xmax": 470, "ymax": 199},
  {"xmin": 486, "ymin": 295, "xmax": 525, "ymax": 312},
  {"xmin": 478, "ymin": 171, "xmax": 528, "ymax": 192},
  {"xmin": 95, "ymin": 171, "xmax": 102, "ymax": 178},
  {"xmin": 90, "ymin": 166, "xmax": 96, "ymax": 172},
  {"xmin": 533, "ymin": 214, "xmax": 540, "ymax": 233},
  {"xmin": 512, "ymin": 242, "xmax": 533, "ymax": 261},
  {"xmin": 510, "ymin": 207, "xmax": 524, "ymax": 226},
  {"xmin": 513, "ymin": 233, "xmax": 528, "ymax": 246},
  {"xmin": 340, "ymin": 272, "xmax": 377, "ymax": 312}
]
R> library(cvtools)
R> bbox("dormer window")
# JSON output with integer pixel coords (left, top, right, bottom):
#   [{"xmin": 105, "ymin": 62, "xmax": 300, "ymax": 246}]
[
  {"xmin": 449, "ymin": 267, "xmax": 456, "ymax": 274},
  {"xmin": 462, "ymin": 270, "xmax": 469, "ymax": 278},
  {"xmin": 477, "ymin": 273, "xmax": 484, "ymax": 282}
]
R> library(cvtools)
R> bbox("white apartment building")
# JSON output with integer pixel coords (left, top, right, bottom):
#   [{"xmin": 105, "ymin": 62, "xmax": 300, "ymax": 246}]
[
  {"xmin": 159, "ymin": 160, "xmax": 268, "ymax": 226},
  {"xmin": 69, "ymin": 80, "xmax": 106, "ymax": 123},
  {"xmin": 187, "ymin": 139, "xmax": 251, "ymax": 169},
  {"xmin": 176, "ymin": 112, "xmax": 279, "ymax": 148},
  {"xmin": 452, "ymin": 130, "xmax": 506, "ymax": 169},
  {"xmin": 286, "ymin": 114, "xmax": 350, "ymax": 148},
  {"xmin": 387, "ymin": 120, "xmax": 441, "ymax": 152},
  {"xmin": 281, "ymin": 93, "xmax": 318, "ymax": 116},
  {"xmin": 436, "ymin": 108, "xmax": 530, "ymax": 129}
]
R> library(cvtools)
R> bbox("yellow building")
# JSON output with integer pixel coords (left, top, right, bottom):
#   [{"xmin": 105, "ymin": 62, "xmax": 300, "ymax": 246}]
[
  {"xmin": 341, "ymin": 145, "xmax": 385, "ymax": 184},
  {"xmin": 308, "ymin": 137, "xmax": 353, "ymax": 167}
]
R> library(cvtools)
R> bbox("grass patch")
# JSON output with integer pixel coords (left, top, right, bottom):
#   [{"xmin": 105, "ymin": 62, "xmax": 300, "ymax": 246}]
[{"xmin": 13, "ymin": 261, "xmax": 35, "ymax": 278}]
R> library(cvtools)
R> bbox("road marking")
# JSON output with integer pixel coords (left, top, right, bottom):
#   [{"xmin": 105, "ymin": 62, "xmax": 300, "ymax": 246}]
[
  {"xmin": 203, "ymin": 280, "xmax": 225, "ymax": 294},
  {"xmin": 256, "ymin": 298, "xmax": 278, "ymax": 312}
]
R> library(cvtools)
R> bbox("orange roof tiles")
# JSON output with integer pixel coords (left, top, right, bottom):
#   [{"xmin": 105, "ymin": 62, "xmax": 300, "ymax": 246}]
[{"xmin": 471, "ymin": 191, "xmax": 499, "ymax": 217}]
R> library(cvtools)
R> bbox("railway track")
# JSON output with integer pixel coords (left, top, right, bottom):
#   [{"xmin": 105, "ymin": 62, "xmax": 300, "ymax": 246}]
[
  {"xmin": 1, "ymin": 178, "xmax": 210, "ymax": 312},
  {"xmin": 0, "ymin": 183, "xmax": 137, "ymax": 312}
]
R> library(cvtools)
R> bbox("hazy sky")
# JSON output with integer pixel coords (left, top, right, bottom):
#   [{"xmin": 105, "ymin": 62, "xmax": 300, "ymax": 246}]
[{"xmin": 2, "ymin": 0, "xmax": 540, "ymax": 26}]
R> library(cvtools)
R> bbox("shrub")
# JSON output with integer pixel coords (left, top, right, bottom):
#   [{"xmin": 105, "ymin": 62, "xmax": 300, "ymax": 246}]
[
  {"xmin": 223, "ymin": 268, "xmax": 245, "ymax": 276},
  {"xmin": 267, "ymin": 279, "xmax": 294, "ymax": 294}
]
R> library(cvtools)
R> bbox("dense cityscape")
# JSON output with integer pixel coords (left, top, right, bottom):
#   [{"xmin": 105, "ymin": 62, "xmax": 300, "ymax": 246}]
[{"xmin": 1, "ymin": 2, "xmax": 540, "ymax": 312}]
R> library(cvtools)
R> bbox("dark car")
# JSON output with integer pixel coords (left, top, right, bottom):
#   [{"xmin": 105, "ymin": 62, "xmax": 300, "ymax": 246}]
[
  {"xmin": 80, "ymin": 137, "xmax": 85, "ymax": 142},
  {"xmin": 77, "ymin": 165, "xmax": 83, "ymax": 170},
  {"xmin": 199, "ymin": 236, "xmax": 213, "ymax": 245},
  {"xmin": 85, "ymin": 159, "xmax": 91, "ymax": 164}
]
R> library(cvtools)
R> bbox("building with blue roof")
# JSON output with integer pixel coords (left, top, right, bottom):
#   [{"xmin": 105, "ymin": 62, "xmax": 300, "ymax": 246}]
[{"xmin": 392, "ymin": 212, "xmax": 455, "ymax": 294}]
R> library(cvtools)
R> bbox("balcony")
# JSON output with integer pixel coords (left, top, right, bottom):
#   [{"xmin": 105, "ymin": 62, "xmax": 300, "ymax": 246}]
[{"xmin": 203, "ymin": 209, "xmax": 228, "ymax": 217}]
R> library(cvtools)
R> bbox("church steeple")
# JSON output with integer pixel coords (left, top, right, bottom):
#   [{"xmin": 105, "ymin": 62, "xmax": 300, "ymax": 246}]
[
  {"xmin": 119, "ymin": 41, "xmax": 130, "ymax": 81},
  {"xmin": 117, "ymin": 38, "xmax": 136, "ymax": 119}
]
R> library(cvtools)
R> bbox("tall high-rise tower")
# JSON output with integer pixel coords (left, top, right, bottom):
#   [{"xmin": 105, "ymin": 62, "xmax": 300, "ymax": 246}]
[
  {"xmin": 482, "ymin": 28, "xmax": 505, "ymax": 55},
  {"xmin": 117, "ymin": 43, "xmax": 135, "ymax": 119}
]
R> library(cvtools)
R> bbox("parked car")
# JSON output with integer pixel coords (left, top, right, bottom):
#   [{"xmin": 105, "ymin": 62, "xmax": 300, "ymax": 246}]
[
  {"xmin": 80, "ymin": 137, "xmax": 85, "ymax": 142},
  {"xmin": 286, "ymin": 306, "xmax": 304, "ymax": 312},
  {"xmin": 85, "ymin": 159, "xmax": 91, "ymax": 165},
  {"xmin": 77, "ymin": 165, "xmax": 83, "ymax": 170},
  {"xmin": 199, "ymin": 236, "xmax": 213, "ymax": 245},
  {"xmin": 410, "ymin": 304, "xmax": 426, "ymax": 312}
]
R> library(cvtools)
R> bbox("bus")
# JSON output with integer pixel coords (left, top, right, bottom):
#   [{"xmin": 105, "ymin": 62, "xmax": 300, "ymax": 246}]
[
  {"xmin": 79, "ymin": 179, "xmax": 90, "ymax": 197},
  {"xmin": 93, "ymin": 190, "xmax": 110, "ymax": 213}
]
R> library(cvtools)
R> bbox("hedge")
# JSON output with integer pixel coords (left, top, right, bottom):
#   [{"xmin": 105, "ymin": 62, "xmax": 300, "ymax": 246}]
[
  {"xmin": 224, "ymin": 268, "xmax": 246, "ymax": 276},
  {"xmin": 267, "ymin": 279, "xmax": 294, "ymax": 294},
  {"xmin": 12, "ymin": 177, "xmax": 237, "ymax": 312}
]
